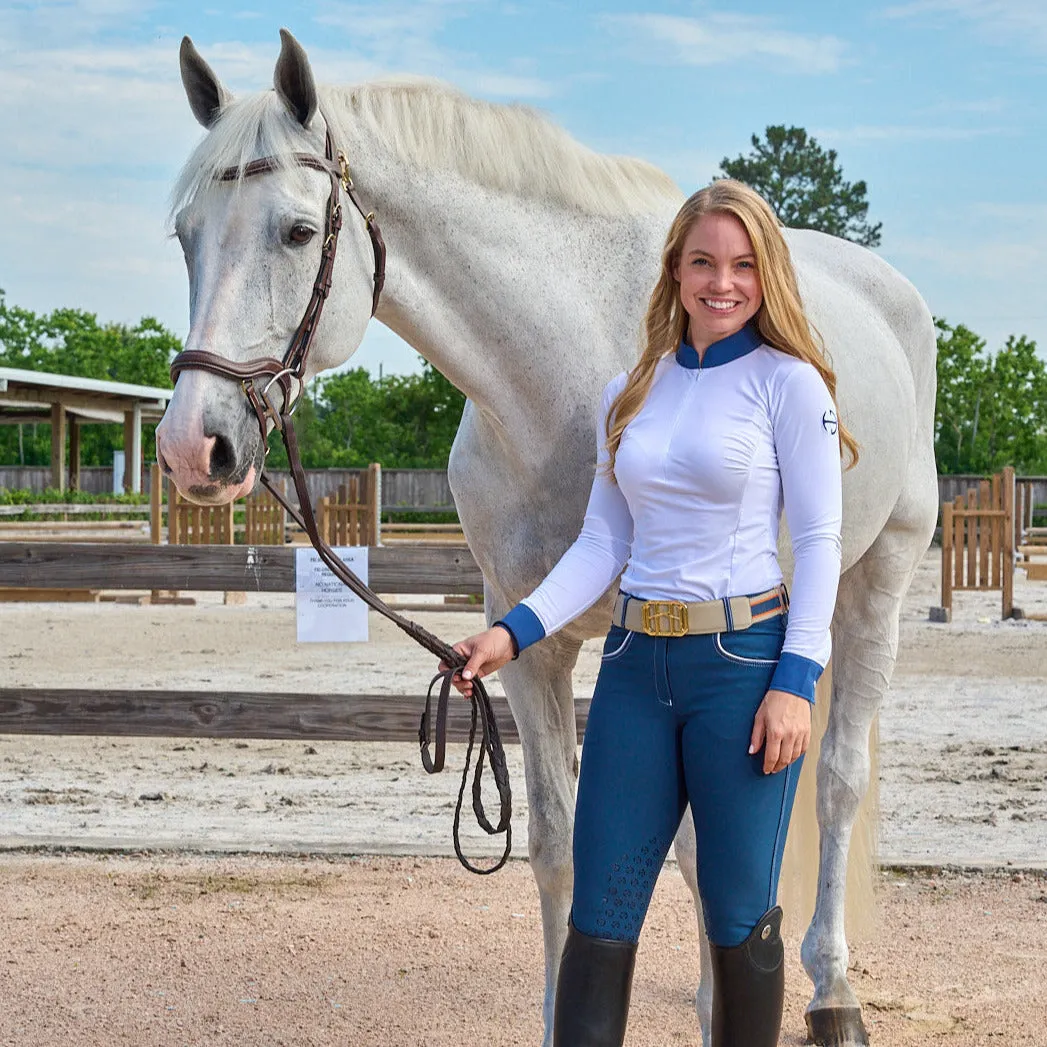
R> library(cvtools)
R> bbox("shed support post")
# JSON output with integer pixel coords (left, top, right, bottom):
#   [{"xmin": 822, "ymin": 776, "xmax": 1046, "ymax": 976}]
[
  {"xmin": 50, "ymin": 403, "xmax": 67, "ymax": 492},
  {"xmin": 123, "ymin": 404, "xmax": 143, "ymax": 494},
  {"xmin": 69, "ymin": 420, "xmax": 81, "ymax": 493}
]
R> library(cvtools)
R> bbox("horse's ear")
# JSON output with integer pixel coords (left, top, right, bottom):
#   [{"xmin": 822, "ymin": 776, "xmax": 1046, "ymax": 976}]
[
  {"xmin": 274, "ymin": 28, "xmax": 318, "ymax": 128},
  {"xmin": 180, "ymin": 37, "xmax": 231, "ymax": 129}
]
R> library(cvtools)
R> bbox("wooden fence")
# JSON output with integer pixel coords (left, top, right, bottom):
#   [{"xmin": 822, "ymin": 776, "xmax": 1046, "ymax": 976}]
[
  {"xmin": 0, "ymin": 541, "xmax": 587, "ymax": 744},
  {"xmin": 244, "ymin": 483, "xmax": 287, "ymax": 546},
  {"xmin": 167, "ymin": 486, "xmax": 234, "ymax": 546},
  {"xmin": 0, "ymin": 464, "xmax": 467, "ymax": 553},
  {"xmin": 0, "ymin": 466, "xmax": 453, "ymax": 513},
  {"xmin": 6, "ymin": 467, "xmax": 1045, "ymax": 522},
  {"xmin": 318, "ymin": 465, "xmax": 381, "ymax": 546},
  {"xmin": 938, "ymin": 467, "xmax": 1015, "ymax": 619},
  {"xmin": 147, "ymin": 465, "xmax": 380, "ymax": 548}
]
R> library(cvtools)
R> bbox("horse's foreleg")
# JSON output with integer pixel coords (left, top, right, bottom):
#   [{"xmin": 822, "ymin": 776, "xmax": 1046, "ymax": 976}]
[
  {"xmin": 498, "ymin": 635, "xmax": 581, "ymax": 1047},
  {"xmin": 802, "ymin": 518, "xmax": 932, "ymax": 1045},
  {"xmin": 673, "ymin": 814, "xmax": 713, "ymax": 1045}
]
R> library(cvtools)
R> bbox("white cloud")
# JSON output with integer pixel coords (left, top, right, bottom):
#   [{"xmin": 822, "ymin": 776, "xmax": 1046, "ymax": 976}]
[
  {"xmin": 602, "ymin": 13, "xmax": 847, "ymax": 74},
  {"xmin": 0, "ymin": 45, "xmax": 200, "ymax": 170},
  {"xmin": 631, "ymin": 145, "xmax": 719, "ymax": 191},
  {"xmin": 465, "ymin": 71, "xmax": 556, "ymax": 99},
  {"xmin": 971, "ymin": 202, "xmax": 1047, "ymax": 223},
  {"xmin": 0, "ymin": 0, "xmax": 157, "ymax": 51},
  {"xmin": 918, "ymin": 97, "xmax": 1009, "ymax": 116},
  {"xmin": 891, "ymin": 235, "xmax": 1042, "ymax": 271},
  {"xmin": 311, "ymin": 1, "xmax": 556, "ymax": 97},
  {"xmin": 813, "ymin": 123, "xmax": 1010, "ymax": 144},
  {"xmin": 885, "ymin": 228, "xmax": 1047, "ymax": 351},
  {"xmin": 0, "ymin": 163, "xmax": 184, "ymax": 322},
  {"xmin": 883, "ymin": 0, "xmax": 1047, "ymax": 52},
  {"xmin": 0, "ymin": 3, "xmax": 541, "ymax": 378}
]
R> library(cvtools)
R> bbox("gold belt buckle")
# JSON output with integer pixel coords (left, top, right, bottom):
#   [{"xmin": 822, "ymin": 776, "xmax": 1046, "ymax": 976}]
[{"xmin": 641, "ymin": 600, "xmax": 689, "ymax": 637}]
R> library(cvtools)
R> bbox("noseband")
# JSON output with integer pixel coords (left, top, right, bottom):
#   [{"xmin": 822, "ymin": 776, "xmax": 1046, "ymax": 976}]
[{"xmin": 167, "ymin": 131, "xmax": 512, "ymax": 875}]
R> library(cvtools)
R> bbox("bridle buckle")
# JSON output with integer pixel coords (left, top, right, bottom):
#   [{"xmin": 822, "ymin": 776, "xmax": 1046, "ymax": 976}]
[{"xmin": 336, "ymin": 150, "xmax": 353, "ymax": 192}]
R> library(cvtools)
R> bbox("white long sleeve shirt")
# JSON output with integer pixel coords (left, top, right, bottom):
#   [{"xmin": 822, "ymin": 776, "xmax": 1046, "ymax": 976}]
[{"xmin": 499, "ymin": 323, "xmax": 843, "ymax": 702}]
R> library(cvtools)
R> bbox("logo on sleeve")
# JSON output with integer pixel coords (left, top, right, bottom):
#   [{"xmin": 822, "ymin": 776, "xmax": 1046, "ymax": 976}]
[{"xmin": 821, "ymin": 409, "xmax": 838, "ymax": 435}]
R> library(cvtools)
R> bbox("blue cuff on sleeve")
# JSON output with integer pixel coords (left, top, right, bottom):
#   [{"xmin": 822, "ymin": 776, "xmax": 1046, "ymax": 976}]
[
  {"xmin": 769, "ymin": 652, "xmax": 823, "ymax": 704},
  {"xmin": 496, "ymin": 603, "xmax": 547, "ymax": 655}
]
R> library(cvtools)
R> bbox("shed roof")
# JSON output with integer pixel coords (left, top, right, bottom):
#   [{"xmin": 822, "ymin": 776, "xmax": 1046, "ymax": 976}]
[{"xmin": 0, "ymin": 367, "xmax": 173, "ymax": 424}]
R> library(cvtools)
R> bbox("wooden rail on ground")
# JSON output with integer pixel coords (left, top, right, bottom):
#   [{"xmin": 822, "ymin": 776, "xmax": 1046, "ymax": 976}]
[{"xmin": 938, "ymin": 466, "xmax": 1015, "ymax": 620}]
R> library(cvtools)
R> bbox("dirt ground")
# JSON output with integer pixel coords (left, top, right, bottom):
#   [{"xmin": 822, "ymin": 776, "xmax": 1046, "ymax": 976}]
[
  {"xmin": 0, "ymin": 854, "xmax": 1044, "ymax": 1047},
  {"xmin": 1, "ymin": 548, "xmax": 1046, "ymax": 1045}
]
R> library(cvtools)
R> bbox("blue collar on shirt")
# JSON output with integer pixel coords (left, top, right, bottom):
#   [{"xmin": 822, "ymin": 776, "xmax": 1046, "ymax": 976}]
[{"xmin": 675, "ymin": 321, "xmax": 763, "ymax": 370}]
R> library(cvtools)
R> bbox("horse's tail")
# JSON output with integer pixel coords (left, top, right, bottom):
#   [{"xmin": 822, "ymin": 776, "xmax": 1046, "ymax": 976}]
[{"xmin": 780, "ymin": 662, "xmax": 878, "ymax": 940}]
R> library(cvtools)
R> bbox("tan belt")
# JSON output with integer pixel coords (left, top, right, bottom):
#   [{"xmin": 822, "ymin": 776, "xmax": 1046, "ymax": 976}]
[{"xmin": 612, "ymin": 586, "xmax": 788, "ymax": 638}]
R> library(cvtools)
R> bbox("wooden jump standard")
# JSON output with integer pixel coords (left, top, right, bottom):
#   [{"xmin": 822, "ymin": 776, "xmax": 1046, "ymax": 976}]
[
  {"xmin": 0, "ymin": 542, "xmax": 589, "ymax": 743},
  {"xmin": 937, "ymin": 466, "xmax": 1016, "ymax": 621}
]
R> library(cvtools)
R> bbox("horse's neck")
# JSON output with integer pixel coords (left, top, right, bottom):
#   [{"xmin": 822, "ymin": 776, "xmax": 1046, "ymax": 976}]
[{"xmin": 359, "ymin": 151, "xmax": 672, "ymax": 440}]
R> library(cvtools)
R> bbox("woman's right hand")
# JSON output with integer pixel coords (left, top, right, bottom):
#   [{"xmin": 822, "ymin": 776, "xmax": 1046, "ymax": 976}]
[{"xmin": 439, "ymin": 625, "xmax": 516, "ymax": 697}]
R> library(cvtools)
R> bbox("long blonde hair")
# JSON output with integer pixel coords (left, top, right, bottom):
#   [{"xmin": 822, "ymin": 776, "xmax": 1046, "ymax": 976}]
[{"xmin": 605, "ymin": 179, "xmax": 859, "ymax": 473}]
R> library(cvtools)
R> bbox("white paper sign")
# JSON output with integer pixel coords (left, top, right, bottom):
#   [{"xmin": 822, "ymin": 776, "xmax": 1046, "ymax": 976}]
[{"xmin": 295, "ymin": 546, "xmax": 369, "ymax": 643}]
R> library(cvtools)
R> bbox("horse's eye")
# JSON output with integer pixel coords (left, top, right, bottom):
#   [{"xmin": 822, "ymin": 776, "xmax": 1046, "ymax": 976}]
[{"xmin": 288, "ymin": 224, "xmax": 314, "ymax": 245}]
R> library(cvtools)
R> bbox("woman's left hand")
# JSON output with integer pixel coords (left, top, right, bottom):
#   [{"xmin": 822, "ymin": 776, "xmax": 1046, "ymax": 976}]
[{"xmin": 750, "ymin": 689, "xmax": 812, "ymax": 774}]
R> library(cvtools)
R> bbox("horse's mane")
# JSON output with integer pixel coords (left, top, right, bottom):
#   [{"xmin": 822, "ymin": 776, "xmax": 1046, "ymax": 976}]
[{"xmin": 171, "ymin": 80, "xmax": 682, "ymax": 218}]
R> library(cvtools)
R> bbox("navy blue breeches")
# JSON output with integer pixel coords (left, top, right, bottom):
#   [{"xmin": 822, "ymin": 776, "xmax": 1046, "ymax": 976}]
[{"xmin": 571, "ymin": 613, "xmax": 802, "ymax": 948}]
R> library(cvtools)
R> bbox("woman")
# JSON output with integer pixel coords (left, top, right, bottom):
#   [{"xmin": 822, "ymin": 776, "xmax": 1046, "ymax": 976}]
[{"xmin": 442, "ymin": 179, "xmax": 857, "ymax": 1047}]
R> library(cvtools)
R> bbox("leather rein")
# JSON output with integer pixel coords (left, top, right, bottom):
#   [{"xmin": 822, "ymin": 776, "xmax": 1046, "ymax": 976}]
[{"xmin": 169, "ymin": 131, "xmax": 512, "ymax": 875}]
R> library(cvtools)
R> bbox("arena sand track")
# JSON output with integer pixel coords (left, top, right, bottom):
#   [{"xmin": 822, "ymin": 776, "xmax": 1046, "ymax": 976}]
[
  {"xmin": 1, "ymin": 550, "xmax": 1045, "ymax": 1044},
  {"xmin": 0, "ymin": 855, "xmax": 1043, "ymax": 1046}
]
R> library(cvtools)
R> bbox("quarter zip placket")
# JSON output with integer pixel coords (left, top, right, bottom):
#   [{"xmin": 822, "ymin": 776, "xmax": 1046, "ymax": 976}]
[{"xmin": 662, "ymin": 359, "xmax": 701, "ymax": 483}]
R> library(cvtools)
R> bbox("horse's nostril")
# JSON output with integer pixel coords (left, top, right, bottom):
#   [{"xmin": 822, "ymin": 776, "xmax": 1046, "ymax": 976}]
[{"xmin": 209, "ymin": 433, "xmax": 236, "ymax": 478}]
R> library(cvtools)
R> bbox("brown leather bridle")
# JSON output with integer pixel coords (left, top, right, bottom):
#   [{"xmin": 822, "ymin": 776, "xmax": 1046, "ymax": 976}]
[
  {"xmin": 168, "ymin": 131, "xmax": 512, "ymax": 874},
  {"xmin": 171, "ymin": 131, "xmax": 386, "ymax": 443}
]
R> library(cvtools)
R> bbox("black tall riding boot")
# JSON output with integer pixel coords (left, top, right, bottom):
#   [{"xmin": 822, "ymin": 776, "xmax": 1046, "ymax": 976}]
[
  {"xmin": 552, "ymin": 919, "xmax": 637, "ymax": 1047},
  {"xmin": 709, "ymin": 906, "xmax": 785, "ymax": 1047}
]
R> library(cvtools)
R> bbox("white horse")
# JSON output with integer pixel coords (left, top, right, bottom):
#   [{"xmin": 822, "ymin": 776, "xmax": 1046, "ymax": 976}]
[{"xmin": 156, "ymin": 31, "xmax": 939, "ymax": 1047}]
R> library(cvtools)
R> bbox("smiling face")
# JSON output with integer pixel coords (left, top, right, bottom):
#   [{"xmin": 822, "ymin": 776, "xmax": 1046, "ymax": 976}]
[{"xmin": 673, "ymin": 211, "xmax": 763, "ymax": 354}]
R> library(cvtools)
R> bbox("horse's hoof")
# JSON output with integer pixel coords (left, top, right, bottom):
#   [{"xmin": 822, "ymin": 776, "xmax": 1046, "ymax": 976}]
[{"xmin": 805, "ymin": 1006, "xmax": 869, "ymax": 1045}]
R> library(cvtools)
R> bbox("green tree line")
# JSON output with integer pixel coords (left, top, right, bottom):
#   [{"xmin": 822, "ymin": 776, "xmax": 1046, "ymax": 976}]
[
  {"xmin": 0, "ymin": 289, "xmax": 464, "ymax": 472},
  {"xmin": 933, "ymin": 320, "xmax": 1047, "ymax": 475},
  {"xmin": 2, "ymin": 305, "xmax": 1045, "ymax": 481}
]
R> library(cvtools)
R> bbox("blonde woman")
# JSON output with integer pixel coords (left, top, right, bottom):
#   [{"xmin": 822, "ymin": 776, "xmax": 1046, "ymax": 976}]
[{"xmin": 443, "ymin": 180, "xmax": 856, "ymax": 1047}]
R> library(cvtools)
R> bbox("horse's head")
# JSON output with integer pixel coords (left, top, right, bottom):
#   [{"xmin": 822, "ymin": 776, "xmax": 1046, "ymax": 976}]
[{"xmin": 157, "ymin": 30, "xmax": 381, "ymax": 504}]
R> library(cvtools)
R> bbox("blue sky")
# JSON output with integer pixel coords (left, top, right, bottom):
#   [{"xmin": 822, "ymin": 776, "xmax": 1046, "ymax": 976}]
[{"xmin": 2, "ymin": 0, "xmax": 1045, "ymax": 376}]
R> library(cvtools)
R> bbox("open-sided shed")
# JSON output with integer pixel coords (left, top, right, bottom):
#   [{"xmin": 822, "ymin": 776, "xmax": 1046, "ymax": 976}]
[{"xmin": 0, "ymin": 367, "xmax": 173, "ymax": 493}]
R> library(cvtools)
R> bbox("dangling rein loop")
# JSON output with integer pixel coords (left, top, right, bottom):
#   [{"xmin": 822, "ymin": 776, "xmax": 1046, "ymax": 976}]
[
  {"xmin": 169, "ymin": 128, "xmax": 512, "ymax": 874},
  {"xmin": 421, "ymin": 668, "xmax": 513, "ymax": 874},
  {"xmin": 264, "ymin": 416, "xmax": 513, "ymax": 875}
]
